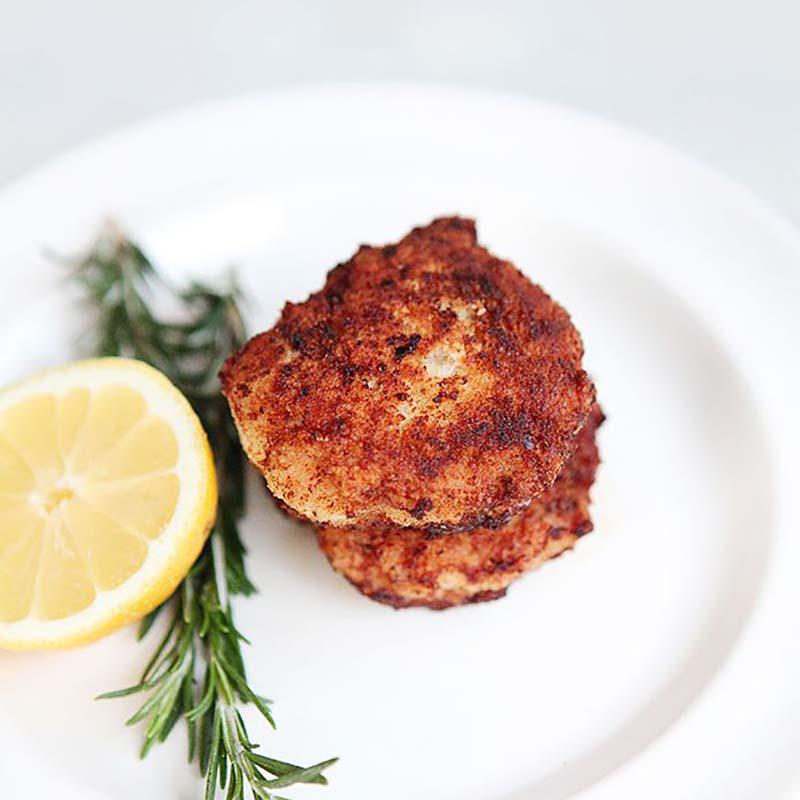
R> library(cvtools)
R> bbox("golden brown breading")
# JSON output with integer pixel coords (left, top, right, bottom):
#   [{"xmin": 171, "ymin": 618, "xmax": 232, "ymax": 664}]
[
  {"xmin": 316, "ymin": 405, "xmax": 604, "ymax": 609},
  {"xmin": 221, "ymin": 217, "xmax": 595, "ymax": 531}
]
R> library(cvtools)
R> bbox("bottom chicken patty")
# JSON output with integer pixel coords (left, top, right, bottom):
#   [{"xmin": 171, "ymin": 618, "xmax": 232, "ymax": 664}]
[{"xmin": 316, "ymin": 405, "xmax": 604, "ymax": 609}]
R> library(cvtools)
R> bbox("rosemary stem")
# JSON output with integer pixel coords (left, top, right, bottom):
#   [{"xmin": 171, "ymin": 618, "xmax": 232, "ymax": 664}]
[{"xmin": 73, "ymin": 223, "xmax": 337, "ymax": 800}]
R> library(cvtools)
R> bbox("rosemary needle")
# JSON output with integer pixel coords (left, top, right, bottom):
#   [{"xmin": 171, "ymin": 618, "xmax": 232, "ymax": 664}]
[{"xmin": 72, "ymin": 224, "xmax": 336, "ymax": 799}]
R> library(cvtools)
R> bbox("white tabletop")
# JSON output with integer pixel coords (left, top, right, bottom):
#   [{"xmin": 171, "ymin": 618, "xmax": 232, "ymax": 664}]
[{"xmin": 2, "ymin": 0, "xmax": 798, "ymax": 225}]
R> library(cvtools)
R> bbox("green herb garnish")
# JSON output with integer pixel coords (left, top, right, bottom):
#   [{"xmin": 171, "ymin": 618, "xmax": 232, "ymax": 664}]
[{"xmin": 71, "ymin": 223, "xmax": 336, "ymax": 800}]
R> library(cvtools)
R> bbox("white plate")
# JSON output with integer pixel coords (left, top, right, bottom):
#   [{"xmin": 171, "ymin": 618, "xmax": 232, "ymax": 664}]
[{"xmin": 0, "ymin": 85, "xmax": 798, "ymax": 800}]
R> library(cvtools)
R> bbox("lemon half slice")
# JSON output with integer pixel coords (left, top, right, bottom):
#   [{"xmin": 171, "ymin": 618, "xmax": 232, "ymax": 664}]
[{"xmin": 0, "ymin": 358, "xmax": 217, "ymax": 650}]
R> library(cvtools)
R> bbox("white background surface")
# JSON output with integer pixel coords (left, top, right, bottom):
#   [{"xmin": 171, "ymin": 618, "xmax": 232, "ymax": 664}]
[{"xmin": 1, "ymin": 0, "xmax": 799, "ymax": 224}]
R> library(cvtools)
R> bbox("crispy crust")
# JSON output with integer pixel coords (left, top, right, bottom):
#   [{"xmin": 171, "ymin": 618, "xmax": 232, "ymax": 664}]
[
  {"xmin": 316, "ymin": 405, "xmax": 604, "ymax": 609},
  {"xmin": 222, "ymin": 217, "xmax": 595, "ymax": 530}
]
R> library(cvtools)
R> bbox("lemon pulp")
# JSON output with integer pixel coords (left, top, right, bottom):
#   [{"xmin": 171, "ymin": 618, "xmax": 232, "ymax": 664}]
[{"xmin": 0, "ymin": 359, "xmax": 216, "ymax": 649}]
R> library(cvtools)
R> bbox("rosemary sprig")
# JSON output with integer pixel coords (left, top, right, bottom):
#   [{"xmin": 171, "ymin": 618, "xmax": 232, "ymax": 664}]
[{"xmin": 71, "ymin": 224, "xmax": 336, "ymax": 799}]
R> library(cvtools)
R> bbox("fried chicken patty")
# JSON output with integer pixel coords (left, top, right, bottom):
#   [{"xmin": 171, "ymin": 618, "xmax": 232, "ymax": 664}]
[
  {"xmin": 222, "ymin": 217, "xmax": 595, "ymax": 531},
  {"xmin": 316, "ymin": 405, "xmax": 604, "ymax": 609}
]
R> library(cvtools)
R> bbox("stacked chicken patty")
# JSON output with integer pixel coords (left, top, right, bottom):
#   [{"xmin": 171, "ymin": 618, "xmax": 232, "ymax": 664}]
[{"xmin": 221, "ymin": 217, "xmax": 602, "ymax": 609}]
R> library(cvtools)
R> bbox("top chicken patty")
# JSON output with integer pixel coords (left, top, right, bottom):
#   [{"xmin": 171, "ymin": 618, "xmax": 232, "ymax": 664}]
[{"xmin": 221, "ymin": 217, "xmax": 595, "ymax": 530}]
